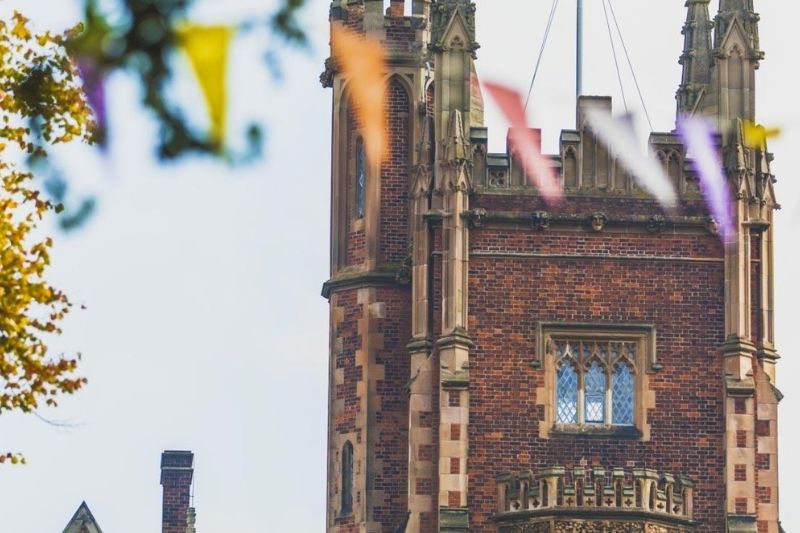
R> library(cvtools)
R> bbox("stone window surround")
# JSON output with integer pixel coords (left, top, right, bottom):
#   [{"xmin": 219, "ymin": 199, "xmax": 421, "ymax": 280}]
[{"xmin": 535, "ymin": 323, "xmax": 660, "ymax": 441}]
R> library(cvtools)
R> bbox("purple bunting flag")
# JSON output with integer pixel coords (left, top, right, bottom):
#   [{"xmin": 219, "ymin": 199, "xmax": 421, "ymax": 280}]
[{"xmin": 677, "ymin": 116, "xmax": 736, "ymax": 242}]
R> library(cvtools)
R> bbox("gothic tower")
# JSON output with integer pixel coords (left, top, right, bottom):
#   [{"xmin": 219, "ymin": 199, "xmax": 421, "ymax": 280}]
[{"xmin": 323, "ymin": 1, "xmax": 781, "ymax": 531}]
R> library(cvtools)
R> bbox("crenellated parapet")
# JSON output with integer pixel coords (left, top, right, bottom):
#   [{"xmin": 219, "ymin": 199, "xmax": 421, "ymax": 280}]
[
  {"xmin": 471, "ymin": 97, "xmax": 703, "ymax": 202},
  {"xmin": 495, "ymin": 467, "xmax": 696, "ymax": 530}
]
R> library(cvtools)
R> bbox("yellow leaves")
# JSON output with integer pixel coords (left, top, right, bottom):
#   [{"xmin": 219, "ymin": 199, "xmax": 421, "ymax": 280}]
[
  {"xmin": 0, "ymin": 9, "xmax": 89, "ymax": 461},
  {"xmin": 11, "ymin": 12, "xmax": 31, "ymax": 41},
  {"xmin": 0, "ymin": 453, "xmax": 26, "ymax": 465},
  {"xmin": 331, "ymin": 23, "xmax": 388, "ymax": 169}
]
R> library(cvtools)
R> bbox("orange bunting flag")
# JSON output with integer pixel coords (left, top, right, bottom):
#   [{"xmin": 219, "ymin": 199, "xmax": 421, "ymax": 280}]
[
  {"xmin": 331, "ymin": 23, "xmax": 388, "ymax": 168},
  {"xmin": 177, "ymin": 24, "xmax": 234, "ymax": 147},
  {"xmin": 743, "ymin": 121, "xmax": 781, "ymax": 149},
  {"xmin": 483, "ymin": 82, "xmax": 563, "ymax": 205}
]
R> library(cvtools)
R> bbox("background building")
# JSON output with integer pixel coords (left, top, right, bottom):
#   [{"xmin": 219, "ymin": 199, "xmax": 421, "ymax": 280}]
[
  {"xmin": 322, "ymin": 1, "xmax": 782, "ymax": 531},
  {"xmin": 61, "ymin": 451, "xmax": 197, "ymax": 533}
]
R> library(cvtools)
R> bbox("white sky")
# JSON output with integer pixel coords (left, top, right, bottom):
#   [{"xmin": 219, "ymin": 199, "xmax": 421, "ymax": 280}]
[{"xmin": 0, "ymin": 1, "xmax": 797, "ymax": 531}]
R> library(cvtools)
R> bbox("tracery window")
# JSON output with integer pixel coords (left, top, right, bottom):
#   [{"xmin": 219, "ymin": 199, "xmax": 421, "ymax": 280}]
[
  {"xmin": 355, "ymin": 137, "xmax": 366, "ymax": 219},
  {"xmin": 553, "ymin": 338, "xmax": 637, "ymax": 427}
]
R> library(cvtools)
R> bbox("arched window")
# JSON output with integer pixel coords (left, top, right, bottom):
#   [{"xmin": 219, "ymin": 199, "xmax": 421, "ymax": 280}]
[
  {"xmin": 355, "ymin": 137, "xmax": 366, "ymax": 219},
  {"xmin": 341, "ymin": 441, "xmax": 354, "ymax": 516},
  {"xmin": 556, "ymin": 360, "xmax": 578, "ymax": 424},
  {"xmin": 584, "ymin": 361, "xmax": 606, "ymax": 424},
  {"xmin": 612, "ymin": 363, "xmax": 635, "ymax": 426}
]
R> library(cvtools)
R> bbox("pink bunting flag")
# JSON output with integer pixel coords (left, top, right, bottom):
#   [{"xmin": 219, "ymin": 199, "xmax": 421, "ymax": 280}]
[
  {"xmin": 483, "ymin": 82, "xmax": 563, "ymax": 205},
  {"xmin": 77, "ymin": 57, "xmax": 108, "ymax": 150},
  {"xmin": 677, "ymin": 116, "xmax": 736, "ymax": 242}
]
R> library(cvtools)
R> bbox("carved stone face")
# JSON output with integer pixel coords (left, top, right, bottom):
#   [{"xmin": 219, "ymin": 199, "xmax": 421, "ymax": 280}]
[
  {"xmin": 591, "ymin": 213, "xmax": 607, "ymax": 232},
  {"xmin": 706, "ymin": 217, "xmax": 720, "ymax": 236}
]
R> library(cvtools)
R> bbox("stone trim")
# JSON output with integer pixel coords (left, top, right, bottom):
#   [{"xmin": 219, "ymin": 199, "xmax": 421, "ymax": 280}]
[
  {"xmin": 726, "ymin": 515, "xmax": 758, "ymax": 532},
  {"xmin": 322, "ymin": 267, "xmax": 408, "ymax": 299},
  {"xmin": 535, "ymin": 324, "xmax": 658, "ymax": 441},
  {"xmin": 463, "ymin": 209, "xmax": 715, "ymax": 235},
  {"xmin": 494, "ymin": 509, "xmax": 697, "ymax": 527},
  {"xmin": 470, "ymin": 251, "xmax": 723, "ymax": 264},
  {"xmin": 533, "ymin": 323, "xmax": 659, "ymax": 371},
  {"xmin": 440, "ymin": 507, "xmax": 469, "ymax": 531}
]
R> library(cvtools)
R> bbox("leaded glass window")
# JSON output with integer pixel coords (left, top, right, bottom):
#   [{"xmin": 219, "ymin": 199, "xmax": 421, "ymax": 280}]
[
  {"xmin": 355, "ymin": 137, "xmax": 366, "ymax": 219},
  {"xmin": 584, "ymin": 362, "xmax": 606, "ymax": 424},
  {"xmin": 556, "ymin": 361, "xmax": 578, "ymax": 424},
  {"xmin": 549, "ymin": 335, "xmax": 641, "ymax": 429},
  {"xmin": 612, "ymin": 364, "xmax": 635, "ymax": 426}
]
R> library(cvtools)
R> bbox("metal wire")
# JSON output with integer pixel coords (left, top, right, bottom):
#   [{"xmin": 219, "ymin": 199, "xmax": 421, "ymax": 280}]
[
  {"xmin": 607, "ymin": 0, "xmax": 654, "ymax": 131},
  {"xmin": 525, "ymin": 0, "xmax": 561, "ymax": 111},
  {"xmin": 602, "ymin": 0, "xmax": 629, "ymax": 113}
]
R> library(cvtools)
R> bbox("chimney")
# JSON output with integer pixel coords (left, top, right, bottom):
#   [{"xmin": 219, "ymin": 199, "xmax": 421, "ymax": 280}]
[{"xmin": 160, "ymin": 451, "xmax": 194, "ymax": 533}]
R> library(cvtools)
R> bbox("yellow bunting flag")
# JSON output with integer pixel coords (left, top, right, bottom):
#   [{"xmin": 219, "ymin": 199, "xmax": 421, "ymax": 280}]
[
  {"xmin": 177, "ymin": 25, "xmax": 234, "ymax": 147},
  {"xmin": 331, "ymin": 23, "xmax": 388, "ymax": 168},
  {"xmin": 743, "ymin": 121, "xmax": 781, "ymax": 149}
]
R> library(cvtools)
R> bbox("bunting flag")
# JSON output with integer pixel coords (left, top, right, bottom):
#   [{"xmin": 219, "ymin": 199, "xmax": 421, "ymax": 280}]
[
  {"xmin": 677, "ymin": 116, "xmax": 736, "ymax": 242},
  {"xmin": 743, "ymin": 121, "xmax": 781, "ymax": 150},
  {"xmin": 584, "ymin": 109, "xmax": 678, "ymax": 210},
  {"xmin": 483, "ymin": 82, "xmax": 563, "ymax": 205},
  {"xmin": 331, "ymin": 23, "xmax": 387, "ymax": 168},
  {"xmin": 76, "ymin": 57, "xmax": 108, "ymax": 150},
  {"xmin": 176, "ymin": 24, "xmax": 234, "ymax": 147}
]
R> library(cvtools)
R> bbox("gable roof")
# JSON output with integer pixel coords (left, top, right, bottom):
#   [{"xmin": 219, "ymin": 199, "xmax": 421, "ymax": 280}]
[{"xmin": 63, "ymin": 502, "xmax": 104, "ymax": 533}]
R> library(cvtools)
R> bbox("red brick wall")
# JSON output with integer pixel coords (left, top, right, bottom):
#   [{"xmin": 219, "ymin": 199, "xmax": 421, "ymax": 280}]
[
  {"xmin": 381, "ymin": 79, "xmax": 411, "ymax": 264},
  {"xmin": 465, "ymin": 197, "xmax": 727, "ymax": 531},
  {"xmin": 373, "ymin": 286, "xmax": 411, "ymax": 529}
]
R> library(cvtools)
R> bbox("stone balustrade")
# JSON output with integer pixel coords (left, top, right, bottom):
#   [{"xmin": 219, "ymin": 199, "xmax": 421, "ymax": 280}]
[{"xmin": 496, "ymin": 467, "xmax": 694, "ymax": 520}]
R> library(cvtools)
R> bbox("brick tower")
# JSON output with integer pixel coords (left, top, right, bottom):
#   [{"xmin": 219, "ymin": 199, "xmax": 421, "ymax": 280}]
[{"xmin": 322, "ymin": 1, "xmax": 782, "ymax": 532}]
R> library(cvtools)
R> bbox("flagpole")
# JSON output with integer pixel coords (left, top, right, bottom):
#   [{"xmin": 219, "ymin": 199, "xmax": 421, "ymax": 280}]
[{"xmin": 576, "ymin": 0, "xmax": 584, "ymax": 108}]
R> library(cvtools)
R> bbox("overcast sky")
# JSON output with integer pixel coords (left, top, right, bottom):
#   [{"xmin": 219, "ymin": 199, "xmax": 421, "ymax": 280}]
[{"xmin": 0, "ymin": 1, "xmax": 797, "ymax": 531}]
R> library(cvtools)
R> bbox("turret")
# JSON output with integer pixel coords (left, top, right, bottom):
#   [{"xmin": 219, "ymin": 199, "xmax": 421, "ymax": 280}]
[{"xmin": 322, "ymin": 2, "xmax": 431, "ymax": 531}]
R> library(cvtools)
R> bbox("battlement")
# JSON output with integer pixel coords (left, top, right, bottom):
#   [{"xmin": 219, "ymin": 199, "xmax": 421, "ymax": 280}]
[
  {"xmin": 495, "ymin": 467, "xmax": 696, "ymax": 531},
  {"xmin": 472, "ymin": 96, "xmax": 701, "ymax": 205}
]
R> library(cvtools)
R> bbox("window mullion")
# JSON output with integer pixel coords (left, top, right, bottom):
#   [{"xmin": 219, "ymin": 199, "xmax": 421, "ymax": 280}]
[
  {"xmin": 606, "ymin": 362, "xmax": 613, "ymax": 426},
  {"xmin": 578, "ymin": 366, "xmax": 585, "ymax": 425}
]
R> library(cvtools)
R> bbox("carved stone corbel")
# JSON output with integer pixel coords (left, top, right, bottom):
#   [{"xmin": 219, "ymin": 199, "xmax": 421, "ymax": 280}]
[
  {"xmin": 589, "ymin": 213, "xmax": 607, "ymax": 232},
  {"xmin": 466, "ymin": 208, "xmax": 488, "ymax": 228},
  {"xmin": 530, "ymin": 211, "xmax": 551, "ymax": 231},
  {"xmin": 647, "ymin": 215, "xmax": 667, "ymax": 234}
]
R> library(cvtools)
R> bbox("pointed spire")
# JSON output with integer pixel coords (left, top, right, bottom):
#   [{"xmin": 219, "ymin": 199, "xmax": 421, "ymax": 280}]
[
  {"xmin": 715, "ymin": 0, "xmax": 761, "ymax": 55},
  {"xmin": 431, "ymin": 0, "xmax": 477, "ymax": 49},
  {"xmin": 677, "ymin": 0, "xmax": 712, "ymax": 115}
]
